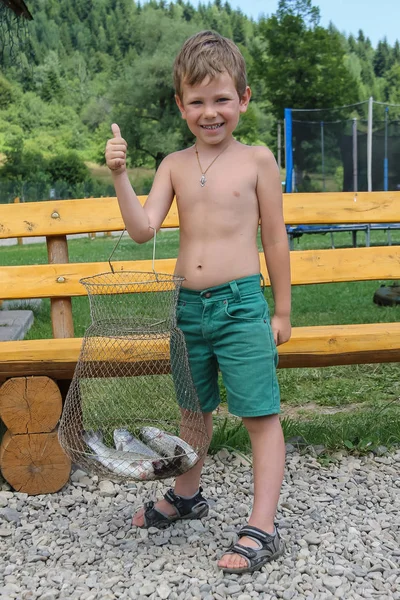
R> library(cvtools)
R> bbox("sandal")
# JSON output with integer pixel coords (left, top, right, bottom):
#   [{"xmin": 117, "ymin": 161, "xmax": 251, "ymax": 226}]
[
  {"xmin": 139, "ymin": 488, "xmax": 209, "ymax": 529},
  {"xmin": 219, "ymin": 524, "xmax": 285, "ymax": 574}
]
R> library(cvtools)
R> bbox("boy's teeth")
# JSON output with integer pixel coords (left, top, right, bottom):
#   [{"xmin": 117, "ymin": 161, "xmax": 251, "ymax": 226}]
[{"xmin": 203, "ymin": 124, "xmax": 222, "ymax": 130}]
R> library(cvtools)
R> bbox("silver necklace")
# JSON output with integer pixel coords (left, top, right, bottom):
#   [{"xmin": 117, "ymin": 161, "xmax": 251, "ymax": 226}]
[{"xmin": 195, "ymin": 142, "xmax": 231, "ymax": 187}]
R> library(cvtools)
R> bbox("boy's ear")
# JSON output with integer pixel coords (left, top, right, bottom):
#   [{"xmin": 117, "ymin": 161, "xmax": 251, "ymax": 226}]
[
  {"xmin": 175, "ymin": 94, "xmax": 186, "ymax": 119},
  {"xmin": 239, "ymin": 86, "xmax": 252, "ymax": 114}
]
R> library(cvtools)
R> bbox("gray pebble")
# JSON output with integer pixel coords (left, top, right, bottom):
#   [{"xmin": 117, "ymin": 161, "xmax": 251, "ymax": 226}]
[{"xmin": 0, "ymin": 452, "xmax": 398, "ymax": 599}]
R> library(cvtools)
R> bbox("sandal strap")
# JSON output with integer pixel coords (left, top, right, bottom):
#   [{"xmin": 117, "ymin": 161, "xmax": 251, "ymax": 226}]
[
  {"xmin": 238, "ymin": 525, "xmax": 277, "ymax": 544},
  {"xmin": 164, "ymin": 487, "xmax": 205, "ymax": 518},
  {"xmin": 229, "ymin": 542, "xmax": 258, "ymax": 560},
  {"xmin": 142, "ymin": 500, "xmax": 178, "ymax": 528}
]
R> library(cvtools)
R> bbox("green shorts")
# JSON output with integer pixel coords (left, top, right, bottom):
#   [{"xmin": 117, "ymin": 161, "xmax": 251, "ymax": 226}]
[{"xmin": 173, "ymin": 274, "xmax": 280, "ymax": 418}]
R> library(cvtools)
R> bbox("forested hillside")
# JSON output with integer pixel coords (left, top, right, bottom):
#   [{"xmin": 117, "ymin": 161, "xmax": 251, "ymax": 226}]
[{"xmin": 0, "ymin": 0, "xmax": 399, "ymax": 198}]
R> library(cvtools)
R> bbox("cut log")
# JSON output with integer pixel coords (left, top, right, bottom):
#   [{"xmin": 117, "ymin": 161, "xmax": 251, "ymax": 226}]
[
  {"xmin": 0, "ymin": 430, "xmax": 71, "ymax": 495},
  {"xmin": 0, "ymin": 376, "xmax": 62, "ymax": 434}
]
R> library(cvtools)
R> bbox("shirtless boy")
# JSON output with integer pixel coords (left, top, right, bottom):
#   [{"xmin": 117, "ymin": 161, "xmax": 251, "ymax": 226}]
[{"xmin": 105, "ymin": 30, "xmax": 291, "ymax": 574}]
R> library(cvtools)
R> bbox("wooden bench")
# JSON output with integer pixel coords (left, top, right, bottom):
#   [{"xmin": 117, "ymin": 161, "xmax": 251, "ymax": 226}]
[{"xmin": 0, "ymin": 191, "xmax": 400, "ymax": 494}]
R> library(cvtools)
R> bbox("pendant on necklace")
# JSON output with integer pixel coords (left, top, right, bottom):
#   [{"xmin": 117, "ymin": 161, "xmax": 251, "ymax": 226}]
[{"xmin": 200, "ymin": 174, "xmax": 206, "ymax": 187}]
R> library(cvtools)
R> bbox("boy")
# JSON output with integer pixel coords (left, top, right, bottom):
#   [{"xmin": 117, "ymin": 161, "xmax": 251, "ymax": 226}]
[{"xmin": 105, "ymin": 30, "xmax": 291, "ymax": 574}]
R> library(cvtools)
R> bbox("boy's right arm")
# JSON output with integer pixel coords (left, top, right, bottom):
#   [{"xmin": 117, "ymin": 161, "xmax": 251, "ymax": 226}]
[{"xmin": 105, "ymin": 123, "xmax": 174, "ymax": 243}]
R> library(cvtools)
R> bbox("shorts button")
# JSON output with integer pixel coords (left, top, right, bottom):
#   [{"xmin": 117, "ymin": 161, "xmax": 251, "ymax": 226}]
[{"xmin": 205, "ymin": 292, "xmax": 211, "ymax": 298}]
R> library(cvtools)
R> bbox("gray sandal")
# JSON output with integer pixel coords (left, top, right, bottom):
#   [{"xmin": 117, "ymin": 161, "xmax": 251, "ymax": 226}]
[
  {"xmin": 219, "ymin": 525, "xmax": 285, "ymax": 574},
  {"xmin": 139, "ymin": 488, "xmax": 209, "ymax": 529}
]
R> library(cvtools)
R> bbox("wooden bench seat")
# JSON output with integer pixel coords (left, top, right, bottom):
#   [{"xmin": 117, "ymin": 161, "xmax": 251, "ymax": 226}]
[{"xmin": 0, "ymin": 322, "xmax": 399, "ymax": 384}]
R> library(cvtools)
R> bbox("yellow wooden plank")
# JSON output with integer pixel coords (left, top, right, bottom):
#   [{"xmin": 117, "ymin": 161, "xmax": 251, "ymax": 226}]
[
  {"xmin": 1, "ymin": 192, "xmax": 399, "ymax": 239},
  {"xmin": 283, "ymin": 191, "xmax": 400, "ymax": 224},
  {"xmin": 277, "ymin": 245, "xmax": 400, "ymax": 285},
  {"xmin": 0, "ymin": 259, "xmax": 176, "ymax": 299},
  {"xmin": 0, "ymin": 197, "xmax": 179, "ymax": 239},
  {"xmin": 1, "ymin": 246, "xmax": 399, "ymax": 300},
  {"xmin": 0, "ymin": 322, "xmax": 399, "ymax": 381}
]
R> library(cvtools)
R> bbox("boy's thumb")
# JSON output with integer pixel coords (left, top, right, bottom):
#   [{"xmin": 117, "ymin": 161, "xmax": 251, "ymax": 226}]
[{"xmin": 111, "ymin": 123, "xmax": 121, "ymax": 138}]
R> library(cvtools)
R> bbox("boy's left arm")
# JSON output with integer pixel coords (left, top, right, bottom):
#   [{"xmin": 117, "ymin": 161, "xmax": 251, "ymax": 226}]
[{"xmin": 256, "ymin": 147, "xmax": 291, "ymax": 346}]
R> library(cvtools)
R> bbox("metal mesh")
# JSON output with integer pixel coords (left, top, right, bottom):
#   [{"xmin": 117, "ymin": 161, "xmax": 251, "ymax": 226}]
[
  {"xmin": 58, "ymin": 271, "xmax": 209, "ymax": 482},
  {"xmin": 288, "ymin": 102, "xmax": 400, "ymax": 192}
]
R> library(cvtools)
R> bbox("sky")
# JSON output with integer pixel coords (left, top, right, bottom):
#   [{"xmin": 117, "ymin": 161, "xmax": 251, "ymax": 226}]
[{"xmin": 192, "ymin": 0, "xmax": 399, "ymax": 48}]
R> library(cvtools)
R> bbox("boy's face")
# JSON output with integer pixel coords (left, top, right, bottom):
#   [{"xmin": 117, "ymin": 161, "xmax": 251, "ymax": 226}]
[{"xmin": 175, "ymin": 72, "xmax": 251, "ymax": 146}]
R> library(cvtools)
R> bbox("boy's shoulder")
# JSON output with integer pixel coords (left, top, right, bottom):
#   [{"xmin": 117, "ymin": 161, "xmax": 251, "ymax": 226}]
[
  {"xmin": 164, "ymin": 147, "xmax": 193, "ymax": 163},
  {"xmin": 249, "ymin": 144, "xmax": 276, "ymax": 164},
  {"xmin": 162, "ymin": 143, "xmax": 277, "ymax": 170},
  {"xmin": 236, "ymin": 143, "xmax": 278, "ymax": 175},
  {"xmin": 232, "ymin": 142, "xmax": 276, "ymax": 162}
]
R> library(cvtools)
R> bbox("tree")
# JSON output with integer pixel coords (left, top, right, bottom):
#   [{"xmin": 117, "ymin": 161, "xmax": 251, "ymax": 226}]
[
  {"xmin": 252, "ymin": 0, "xmax": 359, "ymax": 118},
  {"xmin": 374, "ymin": 38, "xmax": 391, "ymax": 78},
  {"xmin": 111, "ymin": 9, "xmax": 199, "ymax": 168},
  {"xmin": 0, "ymin": 74, "xmax": 15, "ymax": 109},
  {"xmin": 384, "ymin": 63, "xmax": 400, "ymax": 104}
]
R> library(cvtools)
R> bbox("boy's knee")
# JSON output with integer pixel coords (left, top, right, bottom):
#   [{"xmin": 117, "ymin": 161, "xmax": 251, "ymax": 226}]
[{"xmin": 242, "ymin": 413, "xmax": 280, "ymax": 433}]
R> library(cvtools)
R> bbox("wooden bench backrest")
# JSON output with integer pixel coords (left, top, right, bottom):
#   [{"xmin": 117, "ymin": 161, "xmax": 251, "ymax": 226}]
[
  {"xmin": 1, "ymin": 192, "xmax": 399, "ymax": 239},
  {"xmin": 1, "ymin": 191, "xmax": 399, "ymax": 337}
]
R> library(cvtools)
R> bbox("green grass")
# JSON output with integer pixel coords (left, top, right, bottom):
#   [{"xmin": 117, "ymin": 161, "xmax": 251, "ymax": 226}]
[{"xmin": 2, "ymin": 229, "xmax": 400, "ymax": 454}]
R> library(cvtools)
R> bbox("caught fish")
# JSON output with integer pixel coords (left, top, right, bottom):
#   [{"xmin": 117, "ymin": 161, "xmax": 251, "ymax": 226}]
[
  {"xmin": 113, "ymin": 428, "xmax": 161, "ymax": 458},
  {"xmin": 140, "ymin": 426, "xmax": 198, "ymax": 470},
  {"xmin": 83, "ymin": 430, "xmax": 157, "ymax": 480}
]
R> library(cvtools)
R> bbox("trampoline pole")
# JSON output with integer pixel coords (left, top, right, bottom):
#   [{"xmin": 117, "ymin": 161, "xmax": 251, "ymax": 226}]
[
  {"xmin": 384, "ymin": 106, "xmax": 389, "ymax": 192},
  {"xmin": 367, "ymin": 96, "xmax": 373, "ymax": 192},
  {"xmin": 321, "ymin": 121, "xmax": 325, "ymax": 192},
  {"xmin": 352, "ymin": 118, "xmax": 358, "ymax": 192}
]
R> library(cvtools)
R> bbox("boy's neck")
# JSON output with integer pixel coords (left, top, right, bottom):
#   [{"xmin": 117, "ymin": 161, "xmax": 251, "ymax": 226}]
[{"xmin": 194, "ymin": 135, "xmax": 235, "ymax": 155}]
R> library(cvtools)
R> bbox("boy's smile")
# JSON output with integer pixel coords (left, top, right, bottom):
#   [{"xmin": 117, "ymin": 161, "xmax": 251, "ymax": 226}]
[{"xmin": 176, "ymin": 72, "xmax": 251, "ymax": 148}]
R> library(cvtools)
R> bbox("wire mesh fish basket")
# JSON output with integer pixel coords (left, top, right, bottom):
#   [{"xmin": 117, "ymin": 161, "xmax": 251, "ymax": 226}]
[{"xmin": 58, "ymin": 251, "xmax": 209, "ymax": 481}]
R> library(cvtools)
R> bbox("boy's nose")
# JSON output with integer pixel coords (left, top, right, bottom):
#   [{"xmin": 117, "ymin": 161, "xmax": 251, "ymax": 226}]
[{"xmin": 204, "ymin": 105, "xmax": 217, "ymax": 118}]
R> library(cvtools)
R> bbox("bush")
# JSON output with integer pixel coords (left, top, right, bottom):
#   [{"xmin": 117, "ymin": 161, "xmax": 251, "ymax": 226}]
[
  {"xmin": 46, "ymin": 152, "xmax": 90, "ymax": 185},
  {"xmin": 0, "ymin": 147, "xmax": 49, "ymax": 184}
]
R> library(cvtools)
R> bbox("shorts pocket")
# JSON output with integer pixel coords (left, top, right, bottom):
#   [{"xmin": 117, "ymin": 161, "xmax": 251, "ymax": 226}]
[
  {"xmin": 224, "ymin": 293, "xmax": 269, "ymax": 322},
  {"xmin": 175, "ymin": 300, "xmax": 187, "ymax": 323}
]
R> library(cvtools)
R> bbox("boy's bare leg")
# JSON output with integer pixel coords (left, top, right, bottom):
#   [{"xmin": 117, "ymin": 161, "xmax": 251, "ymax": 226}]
[
  {"xmin": 217, "ymin": 414, "xmax": 285, "ymax": 570},
  {"xmin": 132, "ymin": 412, "xmax": 213, "ymax": 526}
]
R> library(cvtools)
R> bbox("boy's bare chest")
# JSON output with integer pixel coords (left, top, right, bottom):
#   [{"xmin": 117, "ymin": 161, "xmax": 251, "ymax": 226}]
[{"xmin": 172, "ymin": 153, "xmax": 258, "ymax": 217}]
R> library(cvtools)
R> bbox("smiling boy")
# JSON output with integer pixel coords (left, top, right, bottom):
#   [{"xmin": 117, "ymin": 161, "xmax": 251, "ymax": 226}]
[{"xmin": 105, "ymin": 30, "xmax": 291, "ymax": 574}]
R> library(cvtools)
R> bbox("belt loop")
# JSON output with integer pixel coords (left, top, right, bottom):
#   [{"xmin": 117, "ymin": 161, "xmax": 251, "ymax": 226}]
[
  {"xmin": 229, "ymin": 280, "xmax": 241, "ymax": 302},
  {"xmin": 260, "ymin": 273, "xmax": 265, "ymax": 292}
]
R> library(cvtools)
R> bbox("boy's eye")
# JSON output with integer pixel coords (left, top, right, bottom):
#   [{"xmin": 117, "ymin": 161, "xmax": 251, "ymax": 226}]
[
  {"xmin": 217, "ymin": 98, "xmax": 229, "ymax": 102},
  {"xmin": 190, "ymin": 100, "xmax": 202, "ymax": 105}
]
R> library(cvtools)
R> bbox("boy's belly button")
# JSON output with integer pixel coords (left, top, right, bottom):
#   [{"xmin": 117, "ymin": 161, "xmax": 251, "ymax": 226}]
[{"xmin": 197, "ymin": 264, "xmax": 202, "ymax": 269}]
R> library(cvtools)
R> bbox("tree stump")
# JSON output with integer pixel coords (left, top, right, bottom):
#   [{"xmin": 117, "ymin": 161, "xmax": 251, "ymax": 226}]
[
  {"xmin": 0, "ymin": 430, "xmax": 71, "ymax": 495},
  {"xmin": 0, "ymin": 376, "xmax": 62, "ymax": 434},
  {"xmin": 0, "ymin": 376, "xmax": 71, "ymax": 494}
]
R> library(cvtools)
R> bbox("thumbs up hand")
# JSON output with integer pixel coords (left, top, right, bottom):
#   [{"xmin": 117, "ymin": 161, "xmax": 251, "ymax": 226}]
[{"xmin": 105, "ymin": 123, "xmax": 128, "ymax": 174}]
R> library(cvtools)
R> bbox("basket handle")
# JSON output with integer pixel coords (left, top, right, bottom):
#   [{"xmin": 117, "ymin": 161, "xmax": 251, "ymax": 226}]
[{"xmin": 108, "ymin": 227, "xmax": 157, "ymax": 275}]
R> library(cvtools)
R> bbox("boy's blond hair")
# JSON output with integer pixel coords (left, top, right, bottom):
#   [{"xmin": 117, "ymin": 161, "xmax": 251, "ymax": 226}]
[{"xmin": 174, "ymin": 30, "xmax": 247, "ymax": 100}]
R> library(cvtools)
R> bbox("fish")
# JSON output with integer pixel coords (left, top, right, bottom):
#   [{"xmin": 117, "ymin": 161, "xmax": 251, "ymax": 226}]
[
  {"xmin": 140, "ymin": 426, "xmax": 199, "ymax": 471},
  {"xmin": 83, "ymin": 430, "xmax": 157, "ymax": 480},
  {"xmin": 113, "ymin": 428, "xmax": 161, "ymax": 458}
]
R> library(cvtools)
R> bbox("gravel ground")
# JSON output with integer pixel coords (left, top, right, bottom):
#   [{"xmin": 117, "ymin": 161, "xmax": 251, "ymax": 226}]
[{"xmin": 0, "ymin": 448, "xmax": 399, "ymax": 600}]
